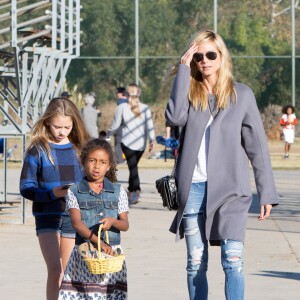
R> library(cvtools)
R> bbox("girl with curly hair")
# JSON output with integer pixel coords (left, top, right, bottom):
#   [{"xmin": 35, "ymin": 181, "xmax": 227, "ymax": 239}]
[{"xmin": 59, "ymin": 138, "xmax": 129, "ymax": 299}]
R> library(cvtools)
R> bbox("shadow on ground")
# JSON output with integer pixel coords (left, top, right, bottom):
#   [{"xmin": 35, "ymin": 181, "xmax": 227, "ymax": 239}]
[{"xmin": 252, "ymin": 270, "xmax": 300, "ymax": 281}]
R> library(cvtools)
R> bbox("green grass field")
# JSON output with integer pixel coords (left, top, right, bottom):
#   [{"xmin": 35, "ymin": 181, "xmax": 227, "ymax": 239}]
[{"xmin": 1, "ymin": 139, "xmax": 299, "ymax": 170}]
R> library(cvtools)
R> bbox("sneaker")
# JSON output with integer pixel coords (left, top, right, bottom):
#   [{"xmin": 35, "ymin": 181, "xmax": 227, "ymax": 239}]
[
  {"xmin": 128, "ymin": 191, "xmax": 140, "ymax": 205},
  {"xmin": 134, "ymin": 191, "xmax": 140, "ymax": 202},
  {"xmin": 117, "ymin": 160, "xmax": 126, "ymax": 164},
  {"xmin": 284, "ymin": 154, "xmax": 289, "ymax": 159}
]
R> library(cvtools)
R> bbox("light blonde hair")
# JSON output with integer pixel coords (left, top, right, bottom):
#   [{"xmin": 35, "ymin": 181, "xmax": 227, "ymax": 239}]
[
  {"xmin": 27, "ymin": 97, "xmax": 90, "ymax": 164},
  {"xmin": 84, "ymin": 92, "xmax": 96, "ymax": 105},
  {"xmin": 170, "ymin": 30, "xmax": 236, "ymax": 110},
  {"xmin": 127, "ymin": 83, "xmax": 141, "ymax": 117}
]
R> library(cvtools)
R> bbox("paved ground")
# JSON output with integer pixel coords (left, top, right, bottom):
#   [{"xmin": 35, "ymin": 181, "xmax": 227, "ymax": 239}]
[{"xmin": 0, "ymin": 167, "xmax": 299, "ymax": 300}]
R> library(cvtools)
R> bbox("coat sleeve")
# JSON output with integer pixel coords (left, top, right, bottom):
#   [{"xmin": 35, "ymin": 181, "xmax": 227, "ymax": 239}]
[
  {"xmin": 292, "ymin": 116, "xmax": 298, "ymax": 125},
  {"xmin": 240, "ymin": 86, "xmax": 278, "ymax": 206},
  {"xmin": 19, "ymin": 148, "xmax": 58, "ymax": 202},
  {"xmin": 165, "ymin": 64, "xmax": 191, "ymax": 127},
  {"xmin": 145, "ymin": 106, "xmax": 155, "ymax": 142},
  {"xmin": 279, "ymin": 116, "xmax": 286, "ymax": 126},
  {"xmin": 108, "ymin": 104, "xmax": 124, "ymax": 136}
]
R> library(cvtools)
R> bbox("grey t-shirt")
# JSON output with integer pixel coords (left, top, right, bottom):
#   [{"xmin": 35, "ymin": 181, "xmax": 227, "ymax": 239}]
[{"xmin": 82, "ymin": 105, "xmax": 99, "ymax": 138}]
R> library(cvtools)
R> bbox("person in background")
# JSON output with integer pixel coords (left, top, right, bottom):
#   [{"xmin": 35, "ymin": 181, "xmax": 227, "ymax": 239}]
[
  {"xmin": 280, "ymin": 104, "xmax": 297, "ymax": 159},
  {"xmin": 20, "ymin": 97, "xmax": 90, "ymax": 300},
  {"xmin": 81, "ymin": 92, "xmax": 101, "ymax": 138},
  {"xmin": 108, "ymin": 83, "xmax": 155, "ymax": 204},
  {"xmin": 61, "ymin": 91, "xmax": 72, "ymax": 98},
  {"xmin": 114, "ymin": 86, "xmax": 128, "ymax": 164},
  {"xmin": 165, "ymin": 29, "xmax": 278, "ymax": 300},
  {"xmin": 59, "ymin": 138, "xmax": 129, "ymax": 299},
  {"xmin": 116, "ymin": 86, "xmax": 128, "ymax": 105},
  {"xmin": 99, "ymin": 130, "xmax": 107, "ymax": 140}
]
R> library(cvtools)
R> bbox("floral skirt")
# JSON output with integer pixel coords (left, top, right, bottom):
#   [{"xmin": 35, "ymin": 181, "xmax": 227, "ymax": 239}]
[{"xmin": 59, "ymin": 246, "xmax": 127, "ymax": 300}]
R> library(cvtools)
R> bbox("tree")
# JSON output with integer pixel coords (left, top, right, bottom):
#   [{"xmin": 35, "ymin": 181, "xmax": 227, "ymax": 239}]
[{"xmin": 65, "ymin": 0, "xmax": 300, "ymax": 111}]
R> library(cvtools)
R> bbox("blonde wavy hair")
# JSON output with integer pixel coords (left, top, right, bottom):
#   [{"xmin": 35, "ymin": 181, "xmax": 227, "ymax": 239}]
[
  {"xmin": 126, "ymin": 83, "xmax": 141, "ymax": 117},
  {"xmin": 170, "ymin": 30, "xmax": 236, "ymax": 111},
  {"xmin": 27, "ymin": 97, "xmax": 90, "ymax": 164}
]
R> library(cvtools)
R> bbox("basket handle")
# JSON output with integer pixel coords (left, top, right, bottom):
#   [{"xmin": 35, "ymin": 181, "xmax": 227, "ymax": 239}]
[{"xmin": 97, "ymin": 223, "xmax": 109, "ymax": 253}]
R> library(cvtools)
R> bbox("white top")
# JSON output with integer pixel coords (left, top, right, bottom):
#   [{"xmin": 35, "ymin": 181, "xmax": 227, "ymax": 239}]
[
  {"xmin": 281, "ymin": 113, "xmax": 296, "ymax": 130},
  {"xmin": 192, "ymin": 115, "xmax": 213, "ymax": 182},
  {"xmin": 108, "ymin": 102, "xmax": 155, "ymax": 151}
]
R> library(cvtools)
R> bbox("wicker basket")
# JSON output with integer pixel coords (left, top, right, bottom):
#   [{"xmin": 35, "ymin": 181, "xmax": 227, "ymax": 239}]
[{"xmin": 84, "ymin": 224, "xmax": 125, "ymax": 274}]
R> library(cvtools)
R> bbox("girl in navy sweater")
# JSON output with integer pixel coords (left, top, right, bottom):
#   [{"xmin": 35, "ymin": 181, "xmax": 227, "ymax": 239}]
[{"xmin": 20, "ymin": 97, "xmax": 90, "ymax": 300}]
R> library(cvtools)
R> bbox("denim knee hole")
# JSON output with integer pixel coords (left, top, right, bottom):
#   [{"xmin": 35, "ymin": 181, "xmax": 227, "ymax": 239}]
[
  {"xmin": 222, "ymin": 250, "xmax": 243, "ymax": 273},
  {"xmin": 222, "ymin": 240, "xmax": 244, "ymax": 273},
  {"xmin": 187, "ymin": 245, "xmax": 207, "ymax": 273},
  {"xmin": 191, "ymin": 246, "xmax": 204, "ymax": 265},
  {"xmin": 185, "ymin": 223, "xmax": 200, "ymax": 236}
]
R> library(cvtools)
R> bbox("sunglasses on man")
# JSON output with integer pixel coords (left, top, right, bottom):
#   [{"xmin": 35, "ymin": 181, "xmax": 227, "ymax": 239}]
[{"xmin": 193, "ymin": 51, "xmax": 218, "ymax": 62}]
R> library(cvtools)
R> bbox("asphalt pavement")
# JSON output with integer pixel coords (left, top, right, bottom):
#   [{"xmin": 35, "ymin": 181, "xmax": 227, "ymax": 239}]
[{"xmin": 0, "ymin": 166, "xmax": 299, "ymax": 300}]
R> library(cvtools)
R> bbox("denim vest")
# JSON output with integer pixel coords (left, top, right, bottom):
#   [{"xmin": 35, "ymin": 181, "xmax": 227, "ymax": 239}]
[{"xmin": 70, "ymin": 177, "xmax": 121, "ymax": 246}]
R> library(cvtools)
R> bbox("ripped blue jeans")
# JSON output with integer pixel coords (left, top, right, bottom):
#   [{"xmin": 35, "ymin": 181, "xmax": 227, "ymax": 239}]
[{"xmin": 183, "ymin": 182, "xmax": 244, "ymax": 300}]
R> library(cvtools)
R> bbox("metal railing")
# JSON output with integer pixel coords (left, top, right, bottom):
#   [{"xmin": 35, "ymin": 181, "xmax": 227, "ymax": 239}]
[
  {"xmin": 0, "ymin": 0, "xmax": 82, "ymax": 135},
  {"xmin": 0, "ymin": 0, "xmax": 82, "ymax": 222}
]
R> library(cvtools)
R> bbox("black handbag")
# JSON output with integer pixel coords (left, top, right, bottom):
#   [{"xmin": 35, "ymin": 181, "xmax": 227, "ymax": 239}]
[{"xmin": 155, "ymin": 156, "xmax": 179, "ymax": 210}]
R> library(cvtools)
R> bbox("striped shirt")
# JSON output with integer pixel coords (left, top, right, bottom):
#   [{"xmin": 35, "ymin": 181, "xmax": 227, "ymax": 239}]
[{"xmin": 108, "ymin": 102, "xmax": 155, "ymax": 151}]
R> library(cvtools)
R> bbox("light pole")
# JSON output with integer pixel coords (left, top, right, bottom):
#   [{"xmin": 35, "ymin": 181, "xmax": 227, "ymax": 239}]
[
  {"xmin": 135, "ymin": 0, "xmax": 139, "ymax": 85},
  {"xmin": 291, "ymin": 0, "xmax": 295, "ymax": 106},
  {"xmin": 214, "ymin": 0, "xmax": 217, "ymax": 32}
]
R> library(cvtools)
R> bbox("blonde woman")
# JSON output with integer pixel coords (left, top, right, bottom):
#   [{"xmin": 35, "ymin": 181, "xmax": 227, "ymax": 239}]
[
  {"xmin": 165, "ymin": 30, "xmax": 278, "ymax": 300},
  {"xmin": 20, "ymin": 97, "xmax": 90, "ymax": 300},
  {"xmin": 108, "ymin": 83, "xmax": 155, "ymax": 204}
]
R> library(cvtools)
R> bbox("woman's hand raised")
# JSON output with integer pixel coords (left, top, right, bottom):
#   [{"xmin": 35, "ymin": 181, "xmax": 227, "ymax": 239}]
[{"xmin": 180, "ymin": 43, "xmax": 198, "ymax": 67}]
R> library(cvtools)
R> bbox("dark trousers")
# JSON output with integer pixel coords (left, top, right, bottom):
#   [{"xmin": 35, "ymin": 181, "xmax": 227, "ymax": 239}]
[
  {"xmin": 121, "ymin": 143, "xmax": 144, "ymax": 192},
  {"xmin": 114, "ymin": 129, "xmax": 125, "ymax": 164}
]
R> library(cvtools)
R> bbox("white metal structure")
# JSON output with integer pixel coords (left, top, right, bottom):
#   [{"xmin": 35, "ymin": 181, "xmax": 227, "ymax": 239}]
[
  {"xmin": 0, "ymin": 0, "xmax": 81, "ymax": 221},
  {"xmin": 0, "ymin": 0, "xmax": 81, "ymax": 134}
]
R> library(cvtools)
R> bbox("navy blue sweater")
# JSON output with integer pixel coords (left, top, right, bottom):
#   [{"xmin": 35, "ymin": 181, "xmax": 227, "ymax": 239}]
[{"xmin": 20, "ymin": 143, "xmax": 84, "ymax": 216}]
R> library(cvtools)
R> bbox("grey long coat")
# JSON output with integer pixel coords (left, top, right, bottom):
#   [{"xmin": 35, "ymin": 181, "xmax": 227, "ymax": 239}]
[{"xmin": 166, "ymin": 64, "xmax": 278, "ymax": 243}]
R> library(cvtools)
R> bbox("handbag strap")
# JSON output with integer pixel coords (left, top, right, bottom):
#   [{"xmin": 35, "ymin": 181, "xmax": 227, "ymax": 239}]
[{"xmin": 170, "ymin": 154, "xmax": 178, "ymax": 178}]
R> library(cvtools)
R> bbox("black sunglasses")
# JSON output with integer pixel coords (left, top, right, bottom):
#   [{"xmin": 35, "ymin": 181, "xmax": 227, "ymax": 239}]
[{"xmin": 193, "ymin": 51, "xmax": 218, "ymax": 62}]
